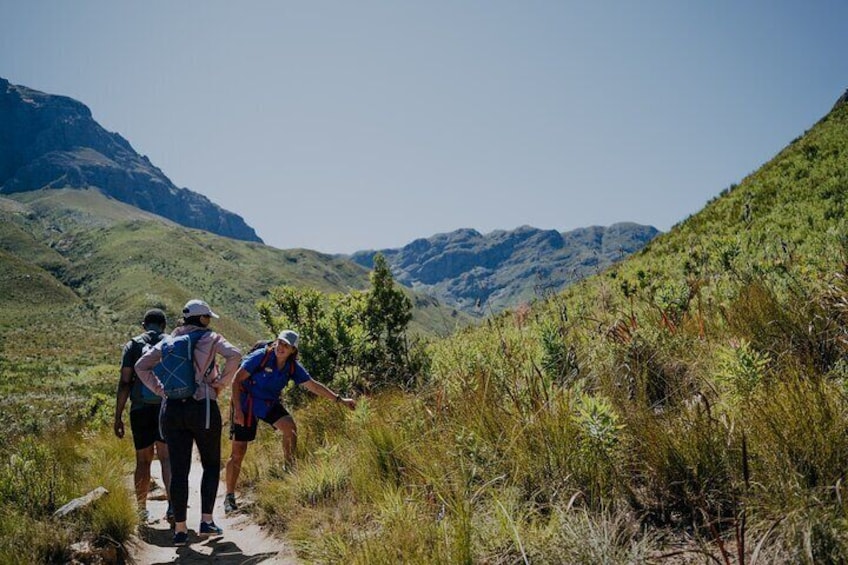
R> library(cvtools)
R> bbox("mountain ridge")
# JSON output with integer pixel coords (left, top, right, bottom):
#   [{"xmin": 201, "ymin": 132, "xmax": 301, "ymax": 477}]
[
  {"xmin": 0, "ymin": 77, "xmax": 262, "ymax": 242},
  {"xmin": 350, "ymin": 222, "xmax": 659, "ymax": 315}
]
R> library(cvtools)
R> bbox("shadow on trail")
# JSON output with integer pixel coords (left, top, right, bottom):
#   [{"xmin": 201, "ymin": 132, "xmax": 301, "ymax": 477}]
[
  {"xmin": 139, "ymin": 528, "xmax": 277, "ymax": 564},
  {"xmin": 131, "ymin": 449, "xmax": 297, "ymax": 563}
]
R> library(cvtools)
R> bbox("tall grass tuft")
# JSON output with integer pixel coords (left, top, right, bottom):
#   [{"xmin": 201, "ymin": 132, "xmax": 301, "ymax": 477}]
[
  {"xmin": 531, "ymin": 505, "xmax": 658, "ymax": 564},
  {"xmin": 79, "ymin": 433, "xmax": 137, "ymax": 548},
  {"xmin": 744, "ymin": 374, "xmax": 848, "ymax": 502},
  {"xmin": 625, "ymin": 401, "xmax": 742, "ymax": 532},
  {"xmin": 0, "ymin": 508, "xmax": 73, "ymax": 564}
]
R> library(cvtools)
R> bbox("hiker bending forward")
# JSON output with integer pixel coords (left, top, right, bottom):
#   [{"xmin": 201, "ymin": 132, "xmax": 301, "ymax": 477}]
[
  {"xmin": 135, "ymin": 299, "xmax": 241, "ymax": 546},
  {"xmin": 224, "ymin": 330, "xmax": 355, "ymax": 514}
]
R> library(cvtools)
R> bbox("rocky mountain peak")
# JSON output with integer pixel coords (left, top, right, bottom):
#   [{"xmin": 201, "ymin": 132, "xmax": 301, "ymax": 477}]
[
  {"xmin": 0, "ymin": 78, "xmax": 262, "ymax": 243},
  {"xmin": 350, "ymin": 223, "xmax": 659, "ymax": 314}
]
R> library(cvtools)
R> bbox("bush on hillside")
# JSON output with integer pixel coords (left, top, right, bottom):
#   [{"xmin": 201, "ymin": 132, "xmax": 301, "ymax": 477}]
[{"xmin": 257, "ymin": 253, "xmax": 428, "ymax": 398}]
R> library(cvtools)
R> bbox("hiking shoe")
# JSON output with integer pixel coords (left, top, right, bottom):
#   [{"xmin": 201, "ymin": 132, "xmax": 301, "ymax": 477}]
[
  {"xmin": 198, "ymin": 521, "xmax": 223, "ymax": 537},
  {"xmin": 173, "ymin": 531, "xmax": 188, "ymax": 546},
  {"xmin": 165, "ymin": 505, "xmax": 175, "ymax": 527},
  {"xmin": 224, "ymin": 493, "xmax": 238, "ymax": 514}
]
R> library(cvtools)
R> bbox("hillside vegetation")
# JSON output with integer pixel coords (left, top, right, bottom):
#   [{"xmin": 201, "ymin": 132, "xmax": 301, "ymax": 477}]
[
  {"xmin": 233, "ymin": 96, "xmax": 848, "ymax": 562},
  {"xmin": 0, "ymin": 189, "xmax": 367, "ymax": 360},
  {"xmin": 6, "ymin": 89, "xmax": 848, "ymax": 562}
]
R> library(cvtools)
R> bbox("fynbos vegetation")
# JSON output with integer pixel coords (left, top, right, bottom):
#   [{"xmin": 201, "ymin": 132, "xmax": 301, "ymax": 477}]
[
  {"xmin": 239, "ymin": 98, "xmax": 848, "ymax": 562},
  {"xmin": 5, "ymin": 94, "xmax": 848, "ymax": 562}
]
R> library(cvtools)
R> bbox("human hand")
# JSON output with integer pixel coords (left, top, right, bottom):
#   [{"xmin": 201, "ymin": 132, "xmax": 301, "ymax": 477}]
[{"xmin": 114, "ymin": 418, "xmax": 125, "ymax": 439}]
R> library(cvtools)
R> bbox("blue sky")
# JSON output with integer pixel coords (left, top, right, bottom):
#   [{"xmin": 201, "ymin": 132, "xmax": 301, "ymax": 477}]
[{"xmin": 2, "ymin": 1, "xmax": 847, "ymax": 253}]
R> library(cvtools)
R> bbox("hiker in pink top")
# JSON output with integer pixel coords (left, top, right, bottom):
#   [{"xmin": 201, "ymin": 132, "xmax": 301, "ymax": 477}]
[{"xmin": 135, "ymin": 299, "xmax": 241, "ymax": 546}]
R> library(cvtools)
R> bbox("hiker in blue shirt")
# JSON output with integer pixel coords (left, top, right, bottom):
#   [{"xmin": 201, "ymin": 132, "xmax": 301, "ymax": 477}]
[
  {"xmin": 114, "ymin": 308, "xmax": 173, "ymax": 524},
  {"xmin": 223, "ymin": 329, "xmax": 356, "ymax": 514}
]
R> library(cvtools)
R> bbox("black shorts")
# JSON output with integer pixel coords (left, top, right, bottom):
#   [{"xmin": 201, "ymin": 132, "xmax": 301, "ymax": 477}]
[
  {"xmin": 230, "ymin": 402, "xmax": 290, "ymax": 442},
  {"xmin": 130, "ymin": 404, "xmax": 165, "ymax": 450}
]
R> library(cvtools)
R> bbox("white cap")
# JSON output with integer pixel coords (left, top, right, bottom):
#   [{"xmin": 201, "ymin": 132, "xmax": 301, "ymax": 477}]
[
  {"xmin": 277, "ymin": 330, "xmax": 299, "ymax": 349},
  {"xmin": 183, "ymin": 299, "xmax": 219, "ymax": 319}
]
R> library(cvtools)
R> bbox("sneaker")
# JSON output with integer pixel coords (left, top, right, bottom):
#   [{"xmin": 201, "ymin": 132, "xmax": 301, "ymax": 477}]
[
  {"xmin": 224, "ymin": 493, "xmax": 238, "ymax": 514},
  {"xmin": 198, "ymin": 521, "xmax": 223, "ymax": 537},
  {"xmin": 173, "ymin": 531, "xmax": 188, "ymax": 546},
  {"xmin": 165, "ymin": 505, "xmax": 175, "ymax": 527}
]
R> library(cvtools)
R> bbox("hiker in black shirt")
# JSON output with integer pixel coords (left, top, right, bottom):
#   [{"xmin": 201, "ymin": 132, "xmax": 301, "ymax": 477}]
[{"xmin": 114, "ymin": 308, "xmax": 173, "ymax": 524}]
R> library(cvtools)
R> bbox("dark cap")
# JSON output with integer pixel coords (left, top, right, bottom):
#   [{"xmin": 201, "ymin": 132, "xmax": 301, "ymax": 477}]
[{"xmin": 143, "ymin": 308, "xmax": 167, "ymax": 326}]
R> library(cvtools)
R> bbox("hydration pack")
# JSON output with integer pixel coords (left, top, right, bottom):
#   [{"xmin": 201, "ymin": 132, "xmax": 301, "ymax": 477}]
[{"xmin": 145, "ymin": 329, "xmax": 210, "ymax": 400}]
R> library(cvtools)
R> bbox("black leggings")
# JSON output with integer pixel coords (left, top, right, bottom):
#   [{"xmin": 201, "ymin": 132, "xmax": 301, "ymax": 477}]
[{"xmin": 164, "ymin": 398, "xmax": 222, "ymax": 523}]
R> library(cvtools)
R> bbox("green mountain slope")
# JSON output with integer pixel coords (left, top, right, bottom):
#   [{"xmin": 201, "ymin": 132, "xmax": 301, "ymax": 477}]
[
  {"xmin": 243, "ymin": 93, "xmax": 848, "ymax": 562},
  {"xmin": 375, "ymin": 92, "xmax": 848, "ymax": 558},
  {"xmin": 0, "ymin": 248, "xmax": 79, "ymax": 314},
  {"xmin": 597, "ymin": 94, "xmax": 848, "ymax": 293},
  {"xmin": 0, "ymin": 189, "xmax": 467, "ymax": 368}
]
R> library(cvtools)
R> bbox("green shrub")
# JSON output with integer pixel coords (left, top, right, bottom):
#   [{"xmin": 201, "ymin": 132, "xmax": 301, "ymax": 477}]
[
  {"xmin": 715, "ymin": 338, "xmax": 770, "ymax": 400},
  {"xmin": 0, "ymin": 436, "xmax": 77, "ymax": 516}
]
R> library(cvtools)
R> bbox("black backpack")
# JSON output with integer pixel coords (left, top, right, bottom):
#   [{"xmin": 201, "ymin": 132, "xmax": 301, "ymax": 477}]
[{"xmin": 130, "ymin": 332, "xmax": 165, "ymax": 404}]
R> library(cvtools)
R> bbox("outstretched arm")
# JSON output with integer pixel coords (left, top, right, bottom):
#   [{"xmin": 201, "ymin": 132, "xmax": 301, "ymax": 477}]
[{"xmin": 302, "ymin": 379, "xmax": 356, "ymax": 410}]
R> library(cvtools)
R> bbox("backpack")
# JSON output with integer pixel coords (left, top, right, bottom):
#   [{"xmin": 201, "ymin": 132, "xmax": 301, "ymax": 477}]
[
  {"xmin": 131, "ymin": 332, "xmax": 166, "ymax": 405},
  {"xmin": 249, "ymin": 339, "xmax": 273, "ymax": 354},
  {"xmin": 146, "ymin": 329, "xmax": 211, "ymax": 400}
]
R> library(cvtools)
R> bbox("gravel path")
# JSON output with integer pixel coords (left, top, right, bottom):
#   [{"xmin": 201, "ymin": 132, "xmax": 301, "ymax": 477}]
[{"xmin": 129, "ymin": 448, "xmax": 299, "ymax": 564}]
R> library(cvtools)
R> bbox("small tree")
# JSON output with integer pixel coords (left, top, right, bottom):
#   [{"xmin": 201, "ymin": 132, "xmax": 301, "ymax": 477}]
[
  {"xmin": 361, "ymin": 254, "xmax": 414, "ymax": 387},
  {"xmin": 257, "ymin": 253, "xmax": 422, "ymax": 394}
]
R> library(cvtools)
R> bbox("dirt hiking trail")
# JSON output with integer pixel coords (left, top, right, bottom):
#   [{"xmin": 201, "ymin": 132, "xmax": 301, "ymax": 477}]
[{"xmin": 129, "ymin": 448, "xmax": 299, "ymax": 564}]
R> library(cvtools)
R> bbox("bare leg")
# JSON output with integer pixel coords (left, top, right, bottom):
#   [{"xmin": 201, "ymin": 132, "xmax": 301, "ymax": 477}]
[
  {"xmin": 225, "ymin": 441, "xmax": 249, "ymax": 495},
  {"xmin": 274, "ymin": 416, "xmax": 297, "ymax": 469},
  {"xmin": 134, "ymin": 445, "xmax": 155, "ymax": 511}
]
